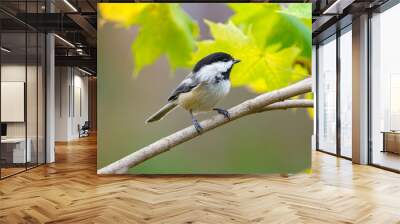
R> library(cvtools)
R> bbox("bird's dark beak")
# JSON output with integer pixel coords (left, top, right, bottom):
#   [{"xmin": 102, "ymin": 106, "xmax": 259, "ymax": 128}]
[{"xmin": 233, "ymin": 59, "xmax": 241, "ymax": 64}]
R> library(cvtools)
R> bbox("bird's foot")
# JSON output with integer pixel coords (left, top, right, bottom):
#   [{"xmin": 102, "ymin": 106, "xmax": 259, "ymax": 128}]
[
  {"xmin": 213, "ymin": 108, "xmax": 230, "ymax": 120},
  {"xmin": 192, "ymin": 118, "xmax": 203, "ymax": 134}
]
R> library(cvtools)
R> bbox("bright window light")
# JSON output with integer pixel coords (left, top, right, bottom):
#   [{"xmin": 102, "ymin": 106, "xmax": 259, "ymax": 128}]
[
  {"xmin": 63, "ymin": 0, "xmax": 78, "ymax": 12},
  {"xmin": 54, "ymin": 34, "xmax": 75, "ymax": 48},
  {"xmin": 1, "ymin": 47, "xmax": 11, "ymax": 53},
  {"xmin": 78, "ymin": 67, "xmax": 93, "ymax": 76}
]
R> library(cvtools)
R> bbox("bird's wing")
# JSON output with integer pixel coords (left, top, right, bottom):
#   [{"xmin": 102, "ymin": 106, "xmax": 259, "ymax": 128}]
[{"xmin": 167, "ymin": 73, "xmax": 200, "ymax": 102}]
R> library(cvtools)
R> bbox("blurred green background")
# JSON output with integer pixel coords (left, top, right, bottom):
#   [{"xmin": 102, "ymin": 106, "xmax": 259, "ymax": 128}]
[{"xmin": 97, "ymin": 3, "xmax": 312, "ymax": 174}]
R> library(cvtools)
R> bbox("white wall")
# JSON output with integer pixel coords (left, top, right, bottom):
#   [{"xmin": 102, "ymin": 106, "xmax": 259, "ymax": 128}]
[
  {"xmin": 1, "ymin": 82, "xmax": 25, "ymax": 122},
  {"xmin": 72, "ymin": 73, "xmax": 89, "ymax": 138},
  {"xmin": 1, "ymin": 64, "xmax": 26, "ymax": 81},
  {"xmin": 1, "ymin": 66, "xmax": 26, "ymax": 135},
  {"xmin": 55, "ymin": 67, "xmax": 70, "ymax": 141},
  {"xmin": 55, "ymin": 67, "xmax": 89, "ymax": 141},
  {"xmin": 1, "ymin": 64, "xmax": 46, "ymax": 164},
  {"xmin": 1, "ymin": 65, "xmax": 36, "ymax": 138}
]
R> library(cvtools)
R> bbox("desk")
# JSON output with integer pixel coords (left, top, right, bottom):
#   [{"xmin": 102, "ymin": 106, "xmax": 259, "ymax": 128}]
[
  {"xmin": 1, "ymin": 138, "xmax": 31, "ymax": 163},
  {"xmin": 382, "ymin": 131, "xmax": 400, "ymax": 154}
]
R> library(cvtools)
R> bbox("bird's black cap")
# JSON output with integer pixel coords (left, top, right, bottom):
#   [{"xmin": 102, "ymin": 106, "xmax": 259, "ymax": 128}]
[{"xmin": 193, "ymin": 52, "xmax": 236, "ymax": 73}]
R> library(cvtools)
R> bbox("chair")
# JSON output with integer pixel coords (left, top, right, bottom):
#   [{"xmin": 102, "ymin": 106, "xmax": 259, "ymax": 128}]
[{"xmin": 79, "ymin": 121, "xmax": 90, "ymax": 138}]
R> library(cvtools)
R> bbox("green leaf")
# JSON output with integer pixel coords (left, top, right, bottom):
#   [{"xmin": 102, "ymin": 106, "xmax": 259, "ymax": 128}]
[
  {"xmin": 228, "ymin": 3, "xmax": 312, "ymax": 58},
  {"xmin": 99, "ymin": 3, "xmax": 199, "ymax": 75},
  {"xmin": 98, "ymin": 3, "xmax": 150, "ymax": 27},
  {"xmin": 279, "ymin": 4, "xmax": 312, "ymax": 20},
  {"xmin": 192, "ymin": 21, "xmax": 308, "ymax": 93}
]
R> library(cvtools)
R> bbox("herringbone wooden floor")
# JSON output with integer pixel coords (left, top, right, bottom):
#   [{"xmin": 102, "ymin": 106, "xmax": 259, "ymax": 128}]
[{"xmin": 1, "ymin": 135, "xmax": 400, "ymax": 224}]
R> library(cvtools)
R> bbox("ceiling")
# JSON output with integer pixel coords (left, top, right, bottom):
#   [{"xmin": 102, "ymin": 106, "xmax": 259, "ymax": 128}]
[
  {"xmin": 1, "ymin": 0, "xmax": 396, "ymax": 74},
  {"xmin": 312, "ymin": 0, "xmax": 391, "ymax": 43},
  {"xmin": 0, "ymin": 0, "xmax": 97, "ymax": 74}
]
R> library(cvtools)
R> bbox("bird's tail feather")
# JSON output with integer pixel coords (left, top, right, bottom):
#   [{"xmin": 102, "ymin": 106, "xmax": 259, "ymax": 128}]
[{"xmin": 145, "ymin": 102, "xmax": 177, "ymax": 123}]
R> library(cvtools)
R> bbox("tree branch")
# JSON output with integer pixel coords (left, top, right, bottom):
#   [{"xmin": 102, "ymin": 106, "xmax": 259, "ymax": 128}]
[
  {"xmin": 98, "ymin": 78, "xmax": 312, "ymax": 174},
  {"xmin": 258, "ymin": 99, "xmax": 313, "ymax": 113}
]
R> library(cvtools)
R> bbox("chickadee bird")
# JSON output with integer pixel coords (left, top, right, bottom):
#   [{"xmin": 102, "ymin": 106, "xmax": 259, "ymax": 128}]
[{"xmin": 146, "ymin": 52, "xmax": 240, "ymax": 133}]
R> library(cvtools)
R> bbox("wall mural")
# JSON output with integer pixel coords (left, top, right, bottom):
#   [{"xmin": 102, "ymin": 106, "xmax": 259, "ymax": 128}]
[{"xmin": 97, "ymin": 3, "xmax": 313, "ymax": 174}]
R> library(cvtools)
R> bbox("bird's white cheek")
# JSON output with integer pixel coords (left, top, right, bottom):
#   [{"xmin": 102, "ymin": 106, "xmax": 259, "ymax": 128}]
[
  {"xmin": 226, "ymin": 61, "xmax": 233, "ymax": 71},
  {"xmin": 197, "ymin": 61, "xmax": 233, "ymax": 82}
]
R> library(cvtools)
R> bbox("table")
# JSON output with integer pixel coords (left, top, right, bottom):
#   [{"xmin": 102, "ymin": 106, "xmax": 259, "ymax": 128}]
[
  {"xmin": 381, "ymin": 131, "xmax": 400, "ymax": 154},
  {"xmin": 1, "ymin": 138, "xmax": 31, "ymax": 164}
]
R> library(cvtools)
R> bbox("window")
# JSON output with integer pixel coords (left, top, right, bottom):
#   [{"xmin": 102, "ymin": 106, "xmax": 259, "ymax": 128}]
[
  {"xmin": 317, "ymin": 35, "xmax": 337, "ymax": 154},
  {"xmin": 0, "ymin": 2, "xmax": 46, "ymax": 179},
  {"xmin": 370, "ymin": 3, "xmax": 400, "ymax": 171},
  {"xmin": 339, "ymin": 27, "xmax": 352, "ymax": 158}
]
